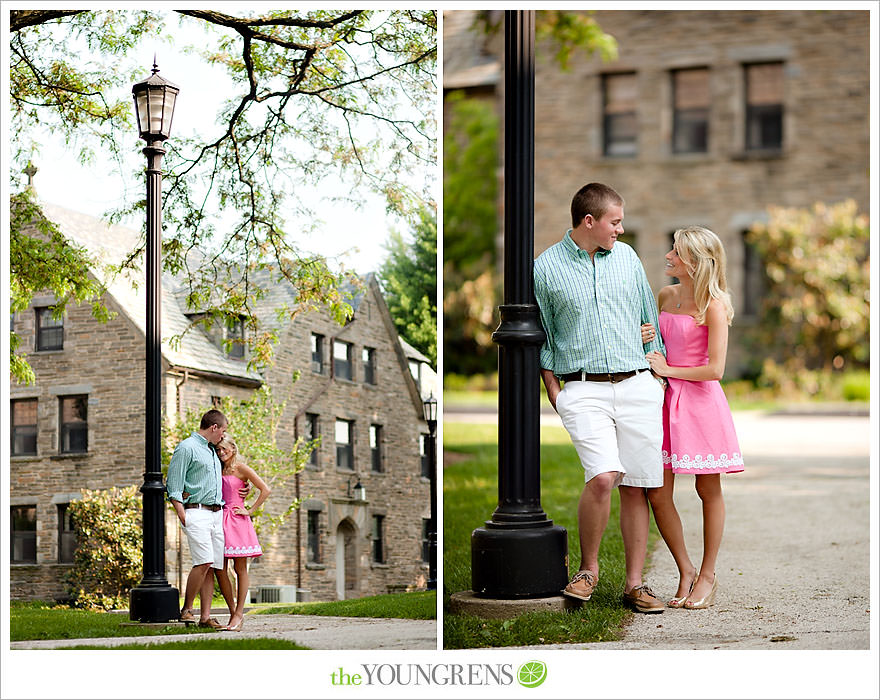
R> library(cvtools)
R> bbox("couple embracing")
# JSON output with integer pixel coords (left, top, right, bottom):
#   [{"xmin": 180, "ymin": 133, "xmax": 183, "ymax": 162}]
[
  {"xmin": 166, "ymin": 409, "xmax": 272, "ymax": 630},
  {"xmin": 535, "ymin": 182, "xmax": 744, "ymax": 613}
]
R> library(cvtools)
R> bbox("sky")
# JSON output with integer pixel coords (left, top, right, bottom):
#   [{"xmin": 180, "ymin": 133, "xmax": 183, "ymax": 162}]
[{"xmin": 17, "ymin": 8, "xmax": 434, "ymax": 276}]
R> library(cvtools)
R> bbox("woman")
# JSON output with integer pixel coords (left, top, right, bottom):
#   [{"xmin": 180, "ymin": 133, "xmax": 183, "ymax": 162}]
[
  {"xmin": 215, "ymin": 434, "xmax": 271, "ymax": 630},
  {"xmin": 642, "ymin": 226, "xmax": 744, "ymax": 609}
]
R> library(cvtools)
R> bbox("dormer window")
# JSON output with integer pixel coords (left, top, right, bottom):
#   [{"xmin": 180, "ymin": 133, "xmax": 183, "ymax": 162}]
[{"xmin": 225, "ymin": 316, "xmax": 246, "ymax": 360}]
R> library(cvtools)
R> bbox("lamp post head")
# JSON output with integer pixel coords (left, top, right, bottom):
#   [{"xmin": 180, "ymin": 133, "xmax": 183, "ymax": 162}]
[
  {"xmin": 423, "ymin": 394, "xmax": 438, "ymax": 435},
  {"xmin": 132, "ymin": 59, "xmax": 179, "ymax": 142}
]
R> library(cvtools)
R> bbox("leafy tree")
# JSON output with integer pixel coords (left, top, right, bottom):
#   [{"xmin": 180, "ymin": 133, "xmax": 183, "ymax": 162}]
[
  {"xmin": 65, "ymin": 485, "xmax": 142, "ymax": 610},
  {"xmin": 162, "ymin": 383, "xmax": 315, "ymax": 541},
  {"xmin": 9, "ymin": 9, "xmax": 436, "ymax": 382},
  {"xmin": 378, "ymin": 203, "xmax": 437, "ymax": 365},
  {"xmin": 442, "ymin": 92, "xmax": 500, "ymax": 377},
  {"xmin": 443, "ymin": 10, "xmax": 617, "ymax": 378},
  {"xmin": 744, "ymin": 199, "xmax": 869, "ymax": 392},
  {"xmin": 9, "ymin": 187, "xmax": 116, "ymax": 384}
]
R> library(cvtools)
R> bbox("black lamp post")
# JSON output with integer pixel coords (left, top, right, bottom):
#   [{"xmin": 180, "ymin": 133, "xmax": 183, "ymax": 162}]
[
  {"xmin": 128, "ymin": 60, "xmax": 181, "ymax": 622},
  {"xmin": 423, "ymin": 395, "xmax": 438, "ymax": 591},
  {"xmin": 470, "ymin": 11, "xmax": 568, "ymax": 598}
]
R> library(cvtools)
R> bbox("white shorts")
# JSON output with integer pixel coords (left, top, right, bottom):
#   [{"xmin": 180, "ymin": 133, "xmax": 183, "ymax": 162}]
[
  {"xmin": 181, "ymin": 507, "xmax": 225, "ymax": 569},
  {"xmin": 555, "ymin": 369, "xmax": 664, "ymax": 488}
]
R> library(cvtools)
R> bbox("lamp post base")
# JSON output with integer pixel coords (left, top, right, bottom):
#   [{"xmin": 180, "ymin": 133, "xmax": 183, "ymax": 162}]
[
  {"xmin": 471, "ymin": 522, "xmax": 568, "ymax": 598},
  {"xmin": 129, "ymin": 584, "xmax": 180, "ymax": 622}
]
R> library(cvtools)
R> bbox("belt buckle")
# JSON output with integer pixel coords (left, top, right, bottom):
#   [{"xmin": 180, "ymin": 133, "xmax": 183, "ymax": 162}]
[{"xmin": 608, "ymin": 372, "xmax": 617, "ymax": 383}]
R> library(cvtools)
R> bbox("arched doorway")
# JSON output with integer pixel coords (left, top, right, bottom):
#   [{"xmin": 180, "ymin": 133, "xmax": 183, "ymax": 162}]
[{"xmin": 335, "ymin": 519, "xmax": 358, "ymax": 600}]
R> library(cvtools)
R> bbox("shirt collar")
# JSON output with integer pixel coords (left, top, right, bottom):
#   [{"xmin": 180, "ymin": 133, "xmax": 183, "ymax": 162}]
[
  {"xmin": 191, "ymin": 431, "xmax": 210, "ymax": 446},
  {"xmin": 562, "ymin": 229, "xmax": 613, "ymax": 257}
]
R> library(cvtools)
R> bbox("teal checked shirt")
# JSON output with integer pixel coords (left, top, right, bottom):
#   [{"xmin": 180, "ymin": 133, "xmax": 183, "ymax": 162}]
[
  {"xmin": 165, "ymin": 432, "xmax": 224, "ymax": 506},
  {"xmin": 534, "ymin": 231, "xmax": 665, "ymax": 376}
]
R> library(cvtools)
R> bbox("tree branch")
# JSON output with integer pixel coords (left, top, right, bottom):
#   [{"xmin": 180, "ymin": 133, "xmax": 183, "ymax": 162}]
[{"xmin": 10, "ymin": 10, "xmax": 86, "ymax": 31}]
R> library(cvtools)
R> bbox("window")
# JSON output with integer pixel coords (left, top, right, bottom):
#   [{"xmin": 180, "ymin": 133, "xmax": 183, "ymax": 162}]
[
  {"xmin": 421, "ymin": 519, "xmax": 430, "ymax": 563},
  {"xmin": 59, "ymin": 395, "xmax": 88, "ymax": 453},
  {"xmin": 11, "ymin": 399, "xmax": 38, "ymax": 456},
  {"xmin": 58, "ymin": 504, "xmax": 76, "ymax": 564},
  {"xmin": 370, "ymin": 424, "xmax": 383, "ymax": 473},
  {"xmin": 307, "ymin": 510, "xmax": 321, "ymax": 563},
  {"xmin": 11, "ymin": 506, "xmax": 37, "ymax": 563},
  {"xmin": 742, "ymin": 231, "xmax": 766, "ymax": 318},
  {"xmin": 745, "ymin": 62, "xmax": 783, "ymax": 151},
  {"xmin": 305, "ymin": 413, "xmax": 319, "ymax": 467},
  {"xmin": 362, "ymin": 347, "xmax": 376, "ymax": 385},
  {"xmin": 335, "ymin": 419, "xmax": 354, "ymax": 470},
  {"xmin": 603, "ymin": 73, "xmax": 638, "ymax": 157},
  {"xmin": 371, "ymin": 514, "xmax": 385, "ymax": 563},
  {"xmin": 211, "ymin": 395, "xmax": 222, "ymax": 408},
  {"xmin": 225, "ymin": 316, "xmax": 245, "ymax": 360},
  {"xmin": 334, "ymin": 340, "xmax": 353, "ymax": 380},
  {"xmin": 672, "ymin": 68, "xmax": 709, "ymax": 153},
  {"xmin": 35, "ymin": 307, "xmax": 63, "ymax": 351},
  {"xmin": 420, "ymin": 434, "xmax": 430, "ymax": 478},
  {"xmin": 311, "ymin": 333, "xmax": 324, "ymax": 374}
]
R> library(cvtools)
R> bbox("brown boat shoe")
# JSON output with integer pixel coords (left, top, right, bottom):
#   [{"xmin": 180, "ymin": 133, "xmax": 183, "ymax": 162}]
[
  {"xmin": 197, "ymin": 617, "xmax": 225, "ymax": 630},
  {"xmin": 623, "ymin": 584, "xmax": 664, "ymax": 614},
  {"xmin": 563, "ymin": 570, "xmax": 598, "ymax": 601}
]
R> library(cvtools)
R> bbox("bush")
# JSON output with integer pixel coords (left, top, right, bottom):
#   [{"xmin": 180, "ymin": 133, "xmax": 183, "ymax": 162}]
[
  {"xmin": 842, "ymin": 370, "xmax": 870, "ymax": 401},
  {"xmin": 65, "ymin": 485, "xmax": 142, "ymax": 610}
]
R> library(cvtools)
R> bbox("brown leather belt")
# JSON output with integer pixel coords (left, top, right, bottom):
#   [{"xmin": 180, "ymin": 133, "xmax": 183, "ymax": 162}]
[
  {"xmin": 559, "ymin": 368, "xmax": 648, "ymax": 384},
  {"xmin": 184, "ymin": 503, "xmax": 221, "ymax": 512}
]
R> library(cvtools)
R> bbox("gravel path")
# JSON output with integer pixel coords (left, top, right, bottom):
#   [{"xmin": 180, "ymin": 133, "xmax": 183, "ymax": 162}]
[{"xmin": 10, "ymin": 613, "xmax": 437, "ymax": 650}]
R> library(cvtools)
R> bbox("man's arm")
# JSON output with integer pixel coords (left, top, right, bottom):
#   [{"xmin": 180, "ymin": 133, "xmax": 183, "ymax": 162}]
[
  {"xmin": 165, "ymin": 442, "xmax": 189, "ymax": 505},
  {"xmin": 635, "ymin": 258, "xmax": 665, "ymax": 356},
  {"xmin": 541, "ymin": 368, "xmax": 563, "ymax": 412}
]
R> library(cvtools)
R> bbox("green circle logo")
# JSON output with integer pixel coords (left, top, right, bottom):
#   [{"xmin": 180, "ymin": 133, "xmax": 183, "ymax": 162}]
[{"xmin": 517, "ymin": 660, "xmax": 547, "ymax": 688}]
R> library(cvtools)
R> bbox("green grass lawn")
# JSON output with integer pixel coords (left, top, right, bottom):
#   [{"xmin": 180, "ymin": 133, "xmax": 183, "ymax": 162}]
[
  {"xmin": 443, "ymin": 421, "xmax": 660, "ymax": 649},
  {"xmin": 9, "ymin": 601, "xmax": 207, "ymax": 642}
]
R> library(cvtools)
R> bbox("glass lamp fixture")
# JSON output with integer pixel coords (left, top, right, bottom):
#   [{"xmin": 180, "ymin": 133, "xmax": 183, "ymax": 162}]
[{"xmin": 132, "ymin": 58, "xmax": 179, "ymax": 141}]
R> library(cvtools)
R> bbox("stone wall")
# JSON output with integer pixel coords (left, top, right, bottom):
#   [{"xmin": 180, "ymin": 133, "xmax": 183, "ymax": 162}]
[
  {"xmin": 527, "ymin": 10, "xmax": 869, "ymax": 373},
  {"xmin": 11, "ymin": 278, "xmax": 431, "ymax": 603}
]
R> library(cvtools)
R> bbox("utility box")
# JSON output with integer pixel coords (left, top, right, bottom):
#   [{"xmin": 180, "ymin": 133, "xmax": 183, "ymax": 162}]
[{"xmin": 249, "ymin": 585, "xmax": 297, "ymax": 604}]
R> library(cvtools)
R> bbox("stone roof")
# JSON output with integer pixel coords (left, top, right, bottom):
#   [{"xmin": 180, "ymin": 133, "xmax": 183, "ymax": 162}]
[{"xmin": 33, "ymin": 200, "xmax": 432, "ymax": 387}]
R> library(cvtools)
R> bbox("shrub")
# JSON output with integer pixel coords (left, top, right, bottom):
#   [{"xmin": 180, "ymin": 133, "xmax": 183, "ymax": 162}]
[
  {"xmin": 842, "ymin": 370, "xmax": 870, "ymax": 401},
  {"xmin": 65, "ymin": 485, "xmax": 142, "ymax": 610}
]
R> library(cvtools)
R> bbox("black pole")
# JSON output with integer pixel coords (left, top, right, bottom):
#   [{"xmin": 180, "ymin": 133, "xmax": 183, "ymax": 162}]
[
  {"xmin": 427, "ymin": 418, "xmax": 437, "ymax": 590},
  {"xmin": 470, "ymin": 10, "xmax": 568, "ymax": 599},
  {"xmin": 129, "ymin": 140, "xmax": 180, "ymax": 621}
]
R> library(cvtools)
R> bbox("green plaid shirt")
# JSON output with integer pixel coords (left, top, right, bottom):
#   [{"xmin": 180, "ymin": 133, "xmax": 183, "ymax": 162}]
[
  {"xmin": 534, "ymin": 231, "xmax": 665, "ymax": 376},
  {"xmin": 165, "ymin": 432, "xmax": 223, "ymax": 506}
]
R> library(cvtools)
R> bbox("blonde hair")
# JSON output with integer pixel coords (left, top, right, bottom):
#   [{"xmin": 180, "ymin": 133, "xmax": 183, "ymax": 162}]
[
  {"xmin": 673, "ymin": 226, "xmax": 735, "ymax": 326},
  {"xmin": 216, "ymin": 435, "xmax": 243, "ymax": 470}
]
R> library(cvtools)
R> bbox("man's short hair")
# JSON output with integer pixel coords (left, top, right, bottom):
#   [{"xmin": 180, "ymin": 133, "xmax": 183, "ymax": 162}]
[
  {"xmin": 571, "ymin": 183, "xmax": 625, "ymax": 228},
  {"xmin": 200, "ymin": 409, "xmax": 227, "ymax": 430}
]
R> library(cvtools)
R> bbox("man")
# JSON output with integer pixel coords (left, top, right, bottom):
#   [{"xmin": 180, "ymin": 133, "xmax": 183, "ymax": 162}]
[
  {"xmin": 534, "ymin": 182, "xmax": 667, "ymax": 613},
  {"xmin": 166, "ymin": 408, "xmax": 236, "ymax": 628}
]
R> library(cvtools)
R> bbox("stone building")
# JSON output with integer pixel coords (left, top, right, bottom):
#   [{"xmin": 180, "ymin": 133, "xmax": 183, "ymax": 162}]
[
  {"xmin": 444, "ymin": 9, "xmax": 870, "ymax": 373},
  {"xmin": 9, "ymin": 197, "xmax": 435, "ymax": 603}
]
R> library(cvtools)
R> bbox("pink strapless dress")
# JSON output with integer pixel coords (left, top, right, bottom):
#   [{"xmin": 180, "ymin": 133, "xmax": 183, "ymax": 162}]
[
  {"xmin": 222, "ymin": 474, "xmax": 262, "ymax": 557},
  {"xmin": 659, "ymin": 311, "xmax": 744, "ymax": 475}
]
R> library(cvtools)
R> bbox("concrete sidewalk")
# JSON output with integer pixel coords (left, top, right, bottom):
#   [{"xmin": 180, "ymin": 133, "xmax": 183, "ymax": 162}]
[
  {"xmin": 10, "ymin": 612, "xmax": 438, "ymax": 650},
  {"xmin": 450, "ymin": 409, "xmax": 871, "ymax": 650}
]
